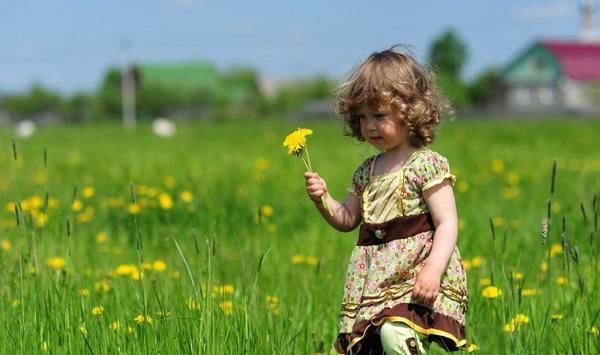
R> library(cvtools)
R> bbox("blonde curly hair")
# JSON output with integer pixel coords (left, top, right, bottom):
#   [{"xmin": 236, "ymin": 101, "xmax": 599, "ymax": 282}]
[{"xmin": 335, "ymin": 45, "xmax": 451, "ymax": 147}]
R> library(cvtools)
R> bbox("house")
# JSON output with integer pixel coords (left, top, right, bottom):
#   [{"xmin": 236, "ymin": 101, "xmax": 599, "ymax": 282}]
[{"xmin": 497, "ymin": 40, "xmax": 600, "ymax": 114}]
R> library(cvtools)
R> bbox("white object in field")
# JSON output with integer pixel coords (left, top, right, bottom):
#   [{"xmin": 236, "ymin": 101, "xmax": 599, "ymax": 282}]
[
  {"xmin": 152, "ymin": 118, "xmax": 176, "ymax": 137},
  {"xmin": 16, "ymin": 120, "xmax": 36, "ymax": 138}
]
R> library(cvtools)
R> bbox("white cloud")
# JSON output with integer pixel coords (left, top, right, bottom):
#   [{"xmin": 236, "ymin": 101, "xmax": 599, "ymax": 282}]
[{"xmin": 512, "ymin": 1, "xmax": 576, "ymax": 21}]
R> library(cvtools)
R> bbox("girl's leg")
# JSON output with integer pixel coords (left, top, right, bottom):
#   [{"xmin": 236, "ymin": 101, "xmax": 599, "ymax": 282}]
[{"xmin": 379, "ymin": 321, "xmax": 430, "ymax": 355}]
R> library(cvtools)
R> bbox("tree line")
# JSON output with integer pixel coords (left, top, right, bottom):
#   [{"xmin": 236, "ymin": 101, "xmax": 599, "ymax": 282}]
[{"xmin": 0, "ymin": 30, "xmax": 498, "ymax": 122}]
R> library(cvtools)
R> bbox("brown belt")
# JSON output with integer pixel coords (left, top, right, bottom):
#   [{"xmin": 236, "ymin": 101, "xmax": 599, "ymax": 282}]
[{"xmin": 357, "ymin": 213, "xmax": 435, "ymax": 246}]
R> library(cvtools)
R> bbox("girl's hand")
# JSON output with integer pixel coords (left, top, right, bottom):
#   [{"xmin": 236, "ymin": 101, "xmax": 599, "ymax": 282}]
[
  {"xmin": 304, "ymin": 172, "xmax": 327, "ymax": 203},
  {"xmin": 412, "ymin": 266, "xmax": 441, "ymax": 305}
]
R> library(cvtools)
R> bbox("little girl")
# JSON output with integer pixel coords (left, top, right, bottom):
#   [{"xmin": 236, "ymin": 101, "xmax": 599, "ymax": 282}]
[{"xmin": 304, "ymin": 47, "xmax": 468, "ymax": 354}]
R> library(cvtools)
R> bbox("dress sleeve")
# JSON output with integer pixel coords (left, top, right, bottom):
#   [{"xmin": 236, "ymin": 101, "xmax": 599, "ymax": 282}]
[
  {"xmin": 347, "ymin": 156, "xmax": 375, "ymax": 198},
  {"xmin": 418, "ymin": 152, "xmax": 456, "ymax": 191}
]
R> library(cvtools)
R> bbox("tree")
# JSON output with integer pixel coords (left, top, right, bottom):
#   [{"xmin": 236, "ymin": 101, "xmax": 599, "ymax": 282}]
[
  {"xmin": 469, "ymin": 68, "xmax": 499, "ymax": 105},
  {"xmin": 429, "ymin": 30, "xmax": 468, "ymax": 79}
]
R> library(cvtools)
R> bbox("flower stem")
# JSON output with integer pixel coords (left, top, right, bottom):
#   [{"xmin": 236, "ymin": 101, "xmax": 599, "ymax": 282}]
[{"xmin": 303, "ymin": 147, "xmax": 333, "ymax": 216}]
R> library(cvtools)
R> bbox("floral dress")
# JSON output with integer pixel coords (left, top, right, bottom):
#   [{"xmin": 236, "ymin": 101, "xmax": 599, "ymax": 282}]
[{"xmin": 332, "ymin": 148, "xmax": 468, "ymax": 354}]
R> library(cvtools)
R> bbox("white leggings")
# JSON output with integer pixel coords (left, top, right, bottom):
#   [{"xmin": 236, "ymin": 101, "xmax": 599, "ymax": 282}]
[{"xmin": 379, "ymin": 321, "xmax": 430, "ymax": 355}]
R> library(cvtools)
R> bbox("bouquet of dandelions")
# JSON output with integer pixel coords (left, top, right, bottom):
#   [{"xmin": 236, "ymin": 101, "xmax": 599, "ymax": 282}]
[{"xmin": 283, "ymin": 128, "xmax": 333, "ymax": 216}]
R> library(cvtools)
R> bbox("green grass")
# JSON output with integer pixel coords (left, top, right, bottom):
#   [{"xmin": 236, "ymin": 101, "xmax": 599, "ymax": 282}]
[{"xmin": 0, "ymin": 117, "xmax": 599, "ymax": 354}]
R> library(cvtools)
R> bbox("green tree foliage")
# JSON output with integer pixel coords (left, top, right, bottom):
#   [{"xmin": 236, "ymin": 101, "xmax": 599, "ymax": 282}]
[
  {"xmin": 429, "ymin": 30, "xmax": 468, "ymax": 79},
  {"xmin": 468, "ymin": 68, "xmax": 499, "ymax": 105},
  {"xmin": 1, "ymin": 85, "xmax": 65, "ymax": 119}
]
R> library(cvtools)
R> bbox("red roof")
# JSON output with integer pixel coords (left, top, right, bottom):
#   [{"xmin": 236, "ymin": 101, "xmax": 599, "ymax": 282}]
[{"xmin": 541, "ymin": 40, "xmax": 600, "ymax": 82}]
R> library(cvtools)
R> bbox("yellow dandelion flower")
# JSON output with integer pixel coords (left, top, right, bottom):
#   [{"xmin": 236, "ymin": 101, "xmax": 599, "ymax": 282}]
[
  {"xmin": 503, "ymin": 320, "xmax": 517, "ymax": 333},
  {"xmin": 109, "ymin": 321, "xmax": 122, "ymax": 330},
  {"xmin": 180, "ymin": 190, "xmax": 193, "ymax": 202},
  {"xmin": 506, "ymin": 172, "xmax": 520, "ymax": 186},
  {"xmin": 79, "ymin": 288, "xmax": 90, "ymax": 297},
  {"xmin": 291, "ymin": 254, "xmax": 305, "ymax": 265},
  {"xmin": 158, "ymin": 193, "xmax": 173, "ymax": 210},
  {"xmin": 479, "ymin": 278, "xmax": 491, "ymax": 286},
  {"xmin": 556, "ymin": 276, "xmax": 567, "ymax": 285},
  {"xmin": 551, "ymin": 202, "xmax": 562, "ymax": 214},
  {"xmin": 551, "ymin": 314, "xmax": 563, "ymax": 322},
  {"xmin": 153, "ymin": 260, "xmax": 167, "ymax": 272},
  {"xmin": 260, "ymin": 204, "xmax": 273, "ymax": 217},
  {"xmin": 219, "ymin": 301, "xmax": 233, "ymax": 315},
  {"xmin": 463, "ymin": 259, "xmax": 472, "ymax": 270},
  {"xmin": 12, "ymin": 299, "xmax": 21, "ymax": 308},
  {"xmin": 157, "ymin": 310, "xmax": 171, "ymax": 318},
  {"xmin": 78, "ymin": 325, "xmax": 87, "ymax": 335},
  {"xmin": 95, "ymin": 280, "xmax": 110, "ymax": 293},
  {"xmin": 46, "ymin": 257, "xmax": 65, "ymax": 270},
  {"xmin": 96, "ymin": 232, "xmax": 107, "ymax": 244},
  {"xmin": 1, "ymin": 239, "xmax": 11, "ymax": 251},
  {"xmin": 306, "ymin": 256, "xmax": 319, "ymax": 266},
  {"xmin": 41, "ymin": 341, "xmax": 48, "ymax": 351},
  {"xmin": 501, "ymin": 187, "xmax": 520, "ymax": 200},
  {"xmin": 588, "ymin": 326, "xmax": 599, "ymax": 335},
  {"xmin": 266, "ymin": 295, "xmax": 279, "ymax": 303},
  {"xmin": 482, "ymin": 286, "xmax": 502, "ymax": 299},
  {"xmin": 6, "ymin": 201, "xmax": 16, "ymax": 213},
  {"xmin": 492, "ymin": 217, "xmax": 504, "ymax": 228},
  {"xmin": 471, "ymin": 256, "xmax": 484, "ymax": 267},
  {"xmin": 514, "ymin": 314, "xmax": 529, "ymax": 325},
  {"xmin": 282, "ymin": 128, "xmax": 313, "ymax": 157},
  {"xmin": 187, "ymin": 298, "xmax": 199, "ymax": 310},
  {"xmin": 466, "ymin": 343, "xmax": 478, "ymax": 352},
  {"xmin": 134, "ymin": 314, "xmax": 153, "ymax": 325},
  {"xmin": 71, "ymin": 199, "xmax": 83, "ymax": 212},
  {"xmin": 550, "ymin": 243, "xmax": 563, "ymax": 258},
  {"xmin": 82, "ymin": 186, "xmax": 95, "ymax": 199},
  {"xmin": 127, "ymin": 203, "xmax": 140, "ymax": 214},
  {"xmin": 540, "ymin": 261, "xmax": 548, "ymax": 271},
  {"xmin": 491, "ymin": 159, "xmax": 504, "ymax": 173},
  {"xmin": 511, "ymin": 271, "xmax": 524, "ymax": 280},
  {"xmin": 91, "ymin": 306, "xmax": 104, "ymax": 316}
]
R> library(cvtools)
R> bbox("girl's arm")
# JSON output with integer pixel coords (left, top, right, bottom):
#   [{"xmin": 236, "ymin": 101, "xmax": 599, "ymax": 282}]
[
  {"xmin": 412, "ymin": 180, "xmax": 458, "ymax": 305},
  {"xmin": 304, "ymin": 172, "xmax": 361, "ymax": 232}
]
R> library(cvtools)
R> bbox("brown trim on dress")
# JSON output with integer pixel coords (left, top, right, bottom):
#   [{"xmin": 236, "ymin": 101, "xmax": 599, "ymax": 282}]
[
  {"xmin": 334, "ymin": 303, "xmax": 467, "ymax": 354},
  {"xmin": 357, "ymin": 213, "xmax": 435, "ymax": 246}
]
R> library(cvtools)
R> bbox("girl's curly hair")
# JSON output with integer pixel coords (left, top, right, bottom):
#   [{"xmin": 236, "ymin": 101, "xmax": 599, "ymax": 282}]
[{"xmin": 335, "ymin": 45, "xmax": 452, "ymax": 147}]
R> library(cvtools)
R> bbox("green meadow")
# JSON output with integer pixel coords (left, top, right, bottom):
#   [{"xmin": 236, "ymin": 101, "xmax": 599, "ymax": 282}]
[{"xmin": 0, "ymin": 118, "xmax": 599, "ymax": 354}]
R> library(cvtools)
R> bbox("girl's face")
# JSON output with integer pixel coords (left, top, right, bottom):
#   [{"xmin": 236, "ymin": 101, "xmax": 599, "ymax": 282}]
[{"xmin": 356, "ymin": 103, "xmax": 410, "ymax": 153}]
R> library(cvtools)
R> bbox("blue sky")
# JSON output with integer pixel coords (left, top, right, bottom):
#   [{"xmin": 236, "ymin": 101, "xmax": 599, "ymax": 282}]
[{"xmin": 0, "ymin": 0, "xmax": 587, "ymax": 94}]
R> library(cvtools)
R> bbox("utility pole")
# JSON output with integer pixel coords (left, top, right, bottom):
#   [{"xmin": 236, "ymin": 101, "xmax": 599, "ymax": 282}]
[
  {"xmin": 580, "ymin": 0, "xmax": 598, "ymax": 42},
  {"xmin": 120, "ymin": 38, "xmax": 136, "ymax": 129}
]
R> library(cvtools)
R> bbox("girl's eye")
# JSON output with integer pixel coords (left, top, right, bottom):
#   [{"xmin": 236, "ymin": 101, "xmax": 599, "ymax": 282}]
[{"xmin": 373, "ymin": 113, "xmax": 387, "ymax": 121}]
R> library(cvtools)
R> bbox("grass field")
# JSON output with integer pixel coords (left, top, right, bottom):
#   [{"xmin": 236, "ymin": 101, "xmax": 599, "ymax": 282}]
[{"xmin": 0, "ymin": 118, "xmax": 599, "ymax": 354}]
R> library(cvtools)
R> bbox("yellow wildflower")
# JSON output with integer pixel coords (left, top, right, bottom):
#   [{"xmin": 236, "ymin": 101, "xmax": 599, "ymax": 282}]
[
  {"xmin": 550, "ymin": 243, "xmax": 563, "ymax": 258},
  {"xmin": 219, "ymin": 301, "xmax": 233, "ymax": 315},
  {"xmin": 514, "ymin": 314, "xmax": 529, "ymax": 325},
  {"xmin": 127, "ymin": 203, "xmax": 140, "ymax": 214},
  {"xmin": 95, "ymin": 280, "xmax": 110, "ymax": 293},
  {"xmin": 1, "ymin": 239, "xmax": 11, "ymax": 251},
  {"xmin": 283, "ymin": 128, "xmax": 313, "ymax": 156},
  {"xmin": 589, "ymin": 326, "xmax": 599, "ymax": 335},
  {"xmin": 158, "ymin": 193, "xmax": 173, "ymax": 210},
  {"xmin": 551, "ymin": 314, "xmax": 563, "ymax": 322},
  {"xmin": 479, "ymin": 278, "xmax": 491, "ymax": 286},
  {"xmin": 46, "ymin": 257, "xmax": 65, "ymax": 270},
  {"xmin": 491, "ymin": 159, "xmax": 504, "ymax": 173},
  {"xmin": 71, "ymin": 199, "xmax": 83, "ymax": 212},
  {"xmin": 187, "ymin": 298, "xmax": 199, "ymax": 310},
  {"xmin": 91, "ymin": 306, "xmax": 104, "ymax": 316},
  {"xmin": 556, "ymin": 276, "xmax": 567, "ymax": 285},
  {"xmin": 82, "ymin": 186, "xmax": 95, "ymax": 198},
  {"xmin": 540, "ymin": 262, "xmax": 548, "ymax": 271},
  {"xmin": 482, "ymin": 286, "xmax": 502, "ymax": 299},
  {"xmin": 79, "ymin": 289, "xmax": 90, "ymax": 297},
  {"xmin": 180, "ymin": 190, "xmax": 193, "ymax": 202},
  {"xmin": 471, "ymin": 256, "xmax": 484, "ymax": 267},
  {"xmin": 306, "ymin": 256, "xmax": 319, "ymax": 266},
  {"xmin": 291, "ymin": 255, "xmax": 305, "ymax": 265},
  {"xmin": 109, "ymin": 321, "xmax": 122, "ymax": 331},
  {"xmin": 78, "ymin": 325, "xmax": 87, "ymax": 335},
  {"xmin": 551, "ymin": 202, "xmax": 562, "ymax": 214},
  {"xmin": 41, "ymin": 341, "xmax": 48, "ymax": 351},
  {"xmin": 96, "ymin": 232, "xmax": 107, "ymax": 244},
  {"xmin": 503, "ymin": 320, "xmax": 517, "ymax": 333},
  {"xmin": 12, "ymin": 299, "xmax": 21, "ymax": 308},
  {"xmin": 134, "ymin": 314, "xmax": 153, "ymax": 325},
  {"xmin": 260, "ymin": 204, "xmax": 274, "ymax": 217},
  {"xmin": 266, "ymin": 295, "xmax": 279, "ymax": 303},
  {"xmin": 492, "ymin": 217, "xmax": 504, "ymax": 228},
  {"xmin": 511, "ymin": 271, "xmax": 524, "ymax": 280},
  {"xmin": 466, "ymin": 344, "xmax": 478, "ymax": 352},
  {"xmin": 463, "ymin": 259, "xmax": 472, "ymax": 270},
  {"xmin": 153, "ymin": 260, "xmax": 167, "ymax": 272}
]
